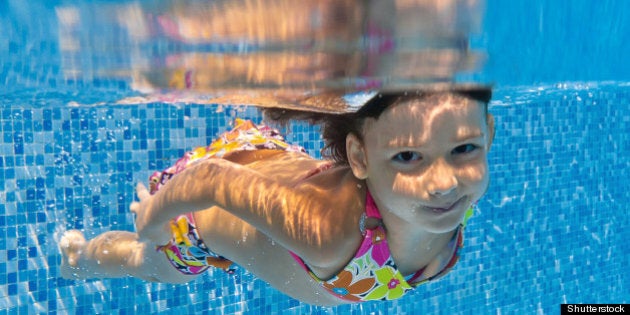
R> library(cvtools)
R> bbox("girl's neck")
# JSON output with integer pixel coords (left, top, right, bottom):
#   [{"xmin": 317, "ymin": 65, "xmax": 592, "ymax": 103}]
[
  {"xmin": 380, "ymin": 210, "xmax": 451, "ymax": 249},
  {"xmin": 369, "ymin": 192, "xmax": 456, "ymax": 275}
]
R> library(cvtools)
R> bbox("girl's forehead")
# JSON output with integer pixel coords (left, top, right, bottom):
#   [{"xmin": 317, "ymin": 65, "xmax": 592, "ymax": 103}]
[
  {"xmin": 380, "ymin": 94, "xmax": 484, "ymax": 124},
  {"xmin": 364, "ymin": 95, "xmax": 486, "ymax": 146}
]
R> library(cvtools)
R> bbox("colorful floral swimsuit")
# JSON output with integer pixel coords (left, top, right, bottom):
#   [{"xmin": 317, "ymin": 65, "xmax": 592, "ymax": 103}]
[
  {"xmin": 152, "ymin": 119, "xmax": 472, "ymax": 302},
  {"xmin": 290, "ymin": 191, "xmax": 472, "ymax": 302}
]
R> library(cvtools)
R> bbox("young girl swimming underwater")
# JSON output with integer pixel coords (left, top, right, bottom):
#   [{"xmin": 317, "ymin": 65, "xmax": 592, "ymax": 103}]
[{"xmin": 59, "ymin": 88, "xmax": 494, "ymax": 306}]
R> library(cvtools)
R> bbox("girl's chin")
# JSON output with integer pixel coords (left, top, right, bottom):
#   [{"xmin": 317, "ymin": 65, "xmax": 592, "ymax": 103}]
[
  {"xmin": 418, "ymin": 207, "xmax": 469, "ymax": 233},
  {"xmin": 421, "ymin": 221, "xmax": 463, "ymax": 234}
]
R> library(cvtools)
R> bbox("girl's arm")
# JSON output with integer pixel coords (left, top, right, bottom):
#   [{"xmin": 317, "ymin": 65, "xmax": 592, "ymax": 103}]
[{"xmin": 131, "ymin": 158, "xmax": 355, "ymax": 257}]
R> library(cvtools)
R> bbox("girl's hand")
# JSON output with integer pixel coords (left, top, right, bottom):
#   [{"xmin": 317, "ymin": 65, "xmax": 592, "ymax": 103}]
[{"xmin": 130, "ymin": 183, "xmax": 170, "ymax": 245}]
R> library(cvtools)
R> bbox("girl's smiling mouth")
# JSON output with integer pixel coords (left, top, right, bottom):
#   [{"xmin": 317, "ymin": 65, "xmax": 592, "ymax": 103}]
[{"xmin": 424, "ymin": 196, "xmax": 466, "ymax": 214}]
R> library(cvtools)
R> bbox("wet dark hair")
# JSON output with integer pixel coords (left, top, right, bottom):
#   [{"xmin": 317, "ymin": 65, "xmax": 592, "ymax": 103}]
[{"xmin": 263, "ymin": 87, "xmax": 492, "ymax": 164}]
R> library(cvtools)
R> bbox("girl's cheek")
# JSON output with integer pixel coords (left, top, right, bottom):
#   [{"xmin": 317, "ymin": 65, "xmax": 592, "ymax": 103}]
[{"xmin": 458, "ymin": 162, "xmax": 488, "ymax": 183}]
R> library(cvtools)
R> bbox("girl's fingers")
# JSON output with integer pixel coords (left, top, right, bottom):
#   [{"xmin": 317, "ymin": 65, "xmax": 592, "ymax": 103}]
[
  {"xmin": 136, "ymin": 183, "xmax": 150, "ymax": 200},
  {"xmin": 130, "ymin": 201, "xmax": 139, "ymax": 214},
  {"xmin": 131, "ymin": 183, "xmax": 150, "ymax": 215}
]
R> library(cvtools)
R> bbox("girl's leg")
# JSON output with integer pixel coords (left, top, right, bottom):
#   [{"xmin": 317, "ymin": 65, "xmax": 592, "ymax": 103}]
[{"xmin": 59, "ymin": 229, "xmax": 193, "ymax": 283}]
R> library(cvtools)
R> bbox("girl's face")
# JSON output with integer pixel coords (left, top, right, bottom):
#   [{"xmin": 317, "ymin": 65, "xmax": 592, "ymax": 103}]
[{"xmin": 347, "ymin": 93, "xmax": 495, "ymax": 233}]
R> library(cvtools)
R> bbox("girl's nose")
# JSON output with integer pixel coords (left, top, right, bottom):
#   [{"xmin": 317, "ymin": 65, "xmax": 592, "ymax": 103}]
[
  {"xmin": 427, "ymin": 160, "xmax": 457, "ymax": 197},
  {"xmin": 430, "ymin": 184, "xmax": 456, "ymax": 196}
]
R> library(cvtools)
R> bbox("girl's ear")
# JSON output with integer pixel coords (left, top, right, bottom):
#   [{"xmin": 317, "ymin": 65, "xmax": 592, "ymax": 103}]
[{"xmin": 346, "ymin": 133, "xmax": 368, "ymax": 179}]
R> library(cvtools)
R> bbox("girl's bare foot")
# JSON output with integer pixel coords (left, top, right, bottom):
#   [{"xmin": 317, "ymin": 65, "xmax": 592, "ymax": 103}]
[{"xmin": 59, "ymin": 230, "xmax": 87, "ymax": 279}]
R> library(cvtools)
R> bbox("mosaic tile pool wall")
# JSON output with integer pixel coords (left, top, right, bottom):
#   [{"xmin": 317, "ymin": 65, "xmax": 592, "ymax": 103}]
[{"xmin": 1, "ymin": 84, "xmax": 628, "ymax": 314}]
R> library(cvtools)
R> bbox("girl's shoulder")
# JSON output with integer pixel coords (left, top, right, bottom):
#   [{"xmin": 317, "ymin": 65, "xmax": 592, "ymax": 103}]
[
  {"xmin": 241, "ymin": 150, "xmax": 366, "ymax": 218},
  {"xmin": 229, "ymin": 150, "xmax": 333, "ymax": 184}
]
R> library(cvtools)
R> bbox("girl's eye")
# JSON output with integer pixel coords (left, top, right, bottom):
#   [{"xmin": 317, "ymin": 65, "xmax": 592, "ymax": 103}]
[
  {"xmin": 452, "ymin": 144, "xmax": 478, "ymax": 155},
  {"xmin": 392, "ymin": 151, "xmax": 422, "ymax": 163}
]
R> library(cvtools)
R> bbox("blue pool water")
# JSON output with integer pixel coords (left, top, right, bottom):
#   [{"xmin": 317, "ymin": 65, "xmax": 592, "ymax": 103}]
[{"xmin": 1, "ymin": 1, "xmax": 629, "ymax": 314}]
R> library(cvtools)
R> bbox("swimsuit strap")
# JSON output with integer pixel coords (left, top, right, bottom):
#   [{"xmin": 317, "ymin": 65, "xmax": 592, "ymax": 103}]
[{"xmin": 364, "ymin": 190, "xmax": 382, "ymax": 219}]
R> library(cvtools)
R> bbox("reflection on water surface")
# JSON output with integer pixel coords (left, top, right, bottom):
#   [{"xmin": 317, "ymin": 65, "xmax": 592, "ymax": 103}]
[{"xmin": 52, "ymin": 0, "xmax": 486, "ymax": 111}]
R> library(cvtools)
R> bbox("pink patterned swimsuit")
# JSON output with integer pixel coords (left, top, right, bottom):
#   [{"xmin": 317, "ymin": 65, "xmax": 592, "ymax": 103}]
[{"xmin": 290, "ymin": 191, "xmax": 472, "ymax": 302}]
